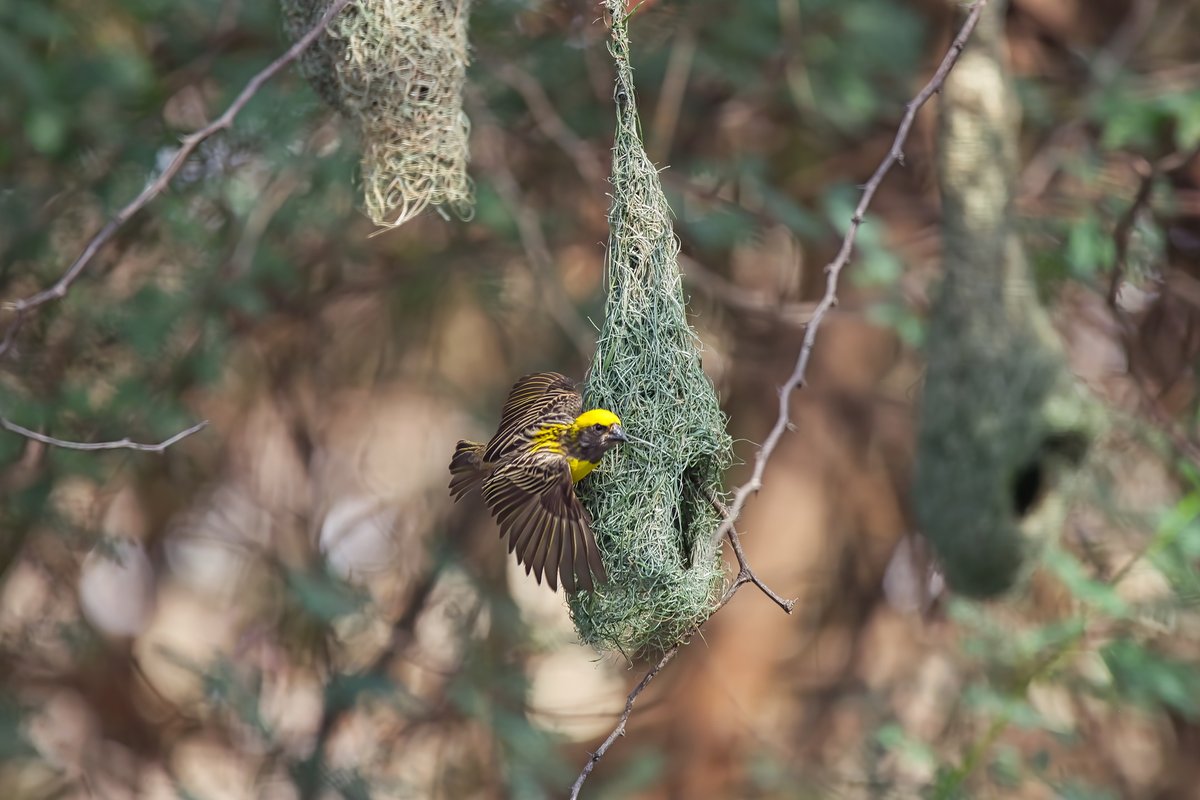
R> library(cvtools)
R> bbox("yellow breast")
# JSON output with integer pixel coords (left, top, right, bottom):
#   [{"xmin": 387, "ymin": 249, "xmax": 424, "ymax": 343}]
[
  {"xmin": 568, "ymin": 457, "xmax": 597, "ymax": 483},
  {"xmin": 530, "ymin": 423, "xmax": 598, "ymax": 483}
]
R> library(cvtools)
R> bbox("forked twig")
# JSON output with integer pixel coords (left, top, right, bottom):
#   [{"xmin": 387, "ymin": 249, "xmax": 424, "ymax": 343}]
[
  {"xmin": 571, "ymin": 4, "xmax": 990, "ymax": 796},
  {"xmin": 0, "ymin": 0, "xmax": 354, "ymax": 357},
  {"xmin": 0, "ymin": 418, "xmax": 209, "ymax": 453},
  {"xmin": 707, "ymin": 487, "xmax": 796, "ymax": 613}
]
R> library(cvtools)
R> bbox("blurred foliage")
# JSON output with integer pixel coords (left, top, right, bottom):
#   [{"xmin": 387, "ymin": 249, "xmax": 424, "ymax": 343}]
[{"xmin": 3, "ymin": 0, "xmax": 1200, "ymax": 797}]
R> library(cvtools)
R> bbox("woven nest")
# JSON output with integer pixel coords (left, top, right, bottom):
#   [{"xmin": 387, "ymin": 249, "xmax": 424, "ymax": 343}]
[
  {"xmin": 283, "ymin": 0, "xmax": 474, "ymax": 227},
  {"xmin": 568, "ymin": 3, "xmax": 732, "ymax": 657}
]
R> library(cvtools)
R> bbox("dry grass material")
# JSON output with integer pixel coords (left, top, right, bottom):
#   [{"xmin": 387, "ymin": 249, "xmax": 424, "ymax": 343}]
[
  {"xmin": 568, "ymin": 3, "xmax": 732, "ymax": 656},
  {"xmin": 283, "ymin": 0, "xmax": 474, "ymax": 228}
]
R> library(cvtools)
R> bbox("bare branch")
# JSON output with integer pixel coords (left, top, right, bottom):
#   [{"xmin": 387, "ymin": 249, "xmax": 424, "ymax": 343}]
[
  {"xmin": 0, "ymin": 418, "xmax": 209, "ymax": 453},
  {"xmin": 1109, "ymin": 142, "xmax": 1200, "ymax": 308},
  {"xmin": 0, "ymin": 0, "xmax": 354, "ymax": 357},
  {"xmin": 1107, "ymin": 157, "xmax": 1160, "ymax": 311},
  {"xmin": 1018, "ymin": 0, "xmax": 1163, "ymax": 200},
  {"xmin": 493, "ymin": 63, "xmax": 608, "ymax": 188},
  {"xmin": 680, "ymin": 253, "xmax": 818, "ymax": 328},
  {"xmin": 568, "ymin": 512, "xmax": 791, "ymax": 800},
  {"xmin": 705, "ymin": 486, "xmax": 796, "ymax": 613},
  {"xmin": 570, "ymin": 6, "xmax": 989, "ymax": 796},
  {"xmin": 724, "ymin": 521, "xmax": 797, "ymax": 614},
  {"xmin": 707, "ymin": 0, "xmax": 990, "ymax": 551},
  {"xmin": 568, "ymin": 645, "xmax": 680, "ymax": 800},
  {"xmin": 647, "ymin": 27, "xmax": 697, "ymax": 163},
  {"xmin": 468, "ymin": 96, "xmax": 598, "ymax": 359}
]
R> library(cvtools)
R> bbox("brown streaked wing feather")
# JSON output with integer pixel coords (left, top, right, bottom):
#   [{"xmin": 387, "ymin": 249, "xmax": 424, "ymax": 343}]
[
  {"xmin": 480, "ymin": 450, "xmax": 603, "ymax": 592},
  {"xmin": 531, "ymin": 512, "xmax": 558, "ymax": 589},
  {"xmin": 448, "ymin": 440, "xmax": 486, "ymax": 500},
  {"xmin": 547, "ymin": 512, "xmax": 566, "ymax": 592},
  {"xmin": 483, "ymin": 372, "xmax": 582, "ymax": 462},
  {"xmin": 582, "ymin": 521, "xmax": 606, "ymax": 588},
  {"xmin": 559, "ymin": 513, "xmax": 576, "ymax": 593},
  {"xmin": 498, "ymin": 372, "xmax": 577, "ymax": 423}
]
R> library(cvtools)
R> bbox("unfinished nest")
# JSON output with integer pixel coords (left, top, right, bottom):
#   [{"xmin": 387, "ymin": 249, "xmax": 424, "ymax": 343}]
[
  {"xmin": 568, "ymin": 3, "xmax": 732, "ymax": 656},
  {"xmin": 283, "ymin": 0, "xmax": 474, "ymax": 227}
]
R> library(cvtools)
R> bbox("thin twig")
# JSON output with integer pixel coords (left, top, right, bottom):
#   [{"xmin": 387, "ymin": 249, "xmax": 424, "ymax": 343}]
[
  {"xmin": 493, "ymin": 63, "xmax": 608, "ymax": 188},
  {"xmin": 1106, "ymin": 142, "xmax": 1200, "ymax": 467},
  {"xmin": 569, "ymin": 6, "xmax": 989, "ymax": 796},
  {"xmin": 1017, "ymin": 0, "xmax": 1161, "ymax": 200},
  {"xmin": 1107, "ymin": 156, "xmax": 1157, "ymax": 308},
  {"xmin": 0, "ymin": 0, "xmax": 354, "ymax": 357},
  {"xmin": 723, "ymin": 520, "xmax": 797, "ymax": 613},
  {"xmin": 569, "ymin": 516, "xmax": 790, "ymax": 800},
  {"xmin": 680, "ymin": 253, "xmax": 818, "ymax": 328},
  {"xmin": 707, "ymin": 486, "xmax": 796, "ymax": 613},
  {"xmin": 1108, "ymin": 142, "xmax": 1200, "ymax": 308},
  {"xmin": 296, "ymin": 504, "xmax": 480, "ymax": 799},
  {"xmin": 0, "ymin": 309, "xmax": 24, "ymax": 356},
  {"xmin": 0, "ymin": 418, "xmax": 209, "ymax": 453},
  {"xmin": 647, "ymin": 27, "xmax": 697, "ymax": 163},
  {"xmin": 707, "ymin": 0, "xmax": 989, "ymax": 551},
  {"xmin": 568, "ymin": 644, "xmax": 680, "ymax": 800},
  {"xmin": 468, "ymin": 96, "xmax": 597, "ymax": 358}
]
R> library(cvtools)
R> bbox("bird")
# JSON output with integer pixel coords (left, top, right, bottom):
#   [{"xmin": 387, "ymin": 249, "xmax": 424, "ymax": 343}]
[{"xmin": 448, "ymin": 372, "xmax": 627, "ymax": 593}]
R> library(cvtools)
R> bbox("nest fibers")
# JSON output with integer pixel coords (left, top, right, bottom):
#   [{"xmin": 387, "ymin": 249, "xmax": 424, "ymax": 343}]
[
  {"xmin": 283, "ymin": 0, "xmax": 474, "ymax": 227},
  {"xmin": 568, "ymin": 3, "xmax": 733, "ymax": 656}
]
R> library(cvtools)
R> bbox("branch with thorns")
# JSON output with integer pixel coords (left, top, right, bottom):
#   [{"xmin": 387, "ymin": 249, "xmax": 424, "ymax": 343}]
[
  {"xmin": 0, "ymin": 0, "xmax": 353, "ymax": 358},
  {"xmin": 569, "ymin": 3, "xmax": 990, "ymax": 796}
]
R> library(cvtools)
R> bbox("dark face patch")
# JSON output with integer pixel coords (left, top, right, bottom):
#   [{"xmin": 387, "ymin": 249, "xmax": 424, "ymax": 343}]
[{"xmin": 574, "ymin": 423, "xmax": 624, "ymax": 463}]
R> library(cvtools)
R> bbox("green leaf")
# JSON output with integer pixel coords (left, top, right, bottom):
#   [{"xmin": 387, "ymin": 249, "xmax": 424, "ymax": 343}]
[
  {"xmin": 1053, "ymin": 781, "xmax": 1119, "ymax": 800},
  {"xmin": 25, "ymin": 107, "xmax": 66, "ymax": 155},
  {"xmin": 325, "ymin": 672, "xmax": 405, "ymax": 713},
  {"xmin": 963, "ymin": 684, "xmax": 1045, "ymax": 729},
  {"xmin": 867, "ymin": 302, "xmax": 925, "ymax": 346},
  {"xmin": 1065, "ymin": 215, "xmax": 1115, "ymax": 278},
  {"xmin": 988, "ymin": 745, "xmax": 1023, "ymax": 788},
  {"xmin": 1043, "ymin": 547, "xmax": 1128, "ymax": 617},
  {"xmin": 286, "ymin": 569, "xmax": 369, "ymax": 623},
  {"xmin": 1166, "ymin": 91, "xmax": 1200, "ymax": 152},
  {"xmin": 597, "ymin": 750, "xmax": 665, "ymax": 798},
  {"xmin": 1102, "ymin": 639, "xmax": 1200, "ymax": 719},
  {"xmin": 0, "ymin": 700, "xmax": 36, "ymax": 761}
]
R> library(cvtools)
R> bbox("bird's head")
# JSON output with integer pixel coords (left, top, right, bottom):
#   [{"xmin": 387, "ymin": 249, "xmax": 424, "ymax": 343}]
[{"xmin": 573, "ymin": 408, "xmax": 627, "ymax": 462}]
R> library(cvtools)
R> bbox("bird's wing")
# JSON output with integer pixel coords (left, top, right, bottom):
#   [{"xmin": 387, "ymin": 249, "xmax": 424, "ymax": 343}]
[
  {"xmin": 481, "ymin": 450, "xmax": 607, "ymax": 593},
  {"xmin": 483, "ymin": 372, "xmax": 582, "ymax": 462}
]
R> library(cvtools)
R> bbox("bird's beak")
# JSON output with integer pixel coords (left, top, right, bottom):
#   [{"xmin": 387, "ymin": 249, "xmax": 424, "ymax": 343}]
[{"xmin": 608, "ymin": 424, "xmax": 628, "ymax": 443}]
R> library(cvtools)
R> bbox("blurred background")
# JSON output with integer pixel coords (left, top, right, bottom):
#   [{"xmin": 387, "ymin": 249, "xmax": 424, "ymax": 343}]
[{"xmin": 3, "ymin": 0, "xmax": 1200, "ymax": 797}]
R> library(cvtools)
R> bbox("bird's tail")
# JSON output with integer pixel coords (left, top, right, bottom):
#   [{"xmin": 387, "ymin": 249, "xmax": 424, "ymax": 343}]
[{"xmin": 448, "ymin": 440, "xmax": 486, "ymax": 500}]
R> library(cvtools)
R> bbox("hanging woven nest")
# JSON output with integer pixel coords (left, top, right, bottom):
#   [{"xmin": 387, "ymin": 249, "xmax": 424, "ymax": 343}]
[
  {"xmin": 568, "ymin": 2, "xmax": 733, "ymax": 657},
  {"xmin": 282, "ymin": 0, "xmax": 475, "ymax": 228}
]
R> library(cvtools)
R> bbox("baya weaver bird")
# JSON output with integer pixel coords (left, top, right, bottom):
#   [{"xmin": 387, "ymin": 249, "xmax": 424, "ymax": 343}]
[{"xmin": 448, "ymin": 372, "xmax": 627, "ymax": 593}]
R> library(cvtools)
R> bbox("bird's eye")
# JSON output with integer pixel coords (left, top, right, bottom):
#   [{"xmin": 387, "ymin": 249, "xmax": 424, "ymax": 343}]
[{"xmin": 592, "ymin": 423, "xmax": 606, "ymax": 432}]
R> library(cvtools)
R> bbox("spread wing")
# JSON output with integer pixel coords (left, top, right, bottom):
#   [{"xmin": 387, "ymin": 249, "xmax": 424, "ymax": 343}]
[
  {"xmin": 480, "ymin": 450, "xmax": 607, "ymax": 593},
  {"xmin": 483, "ymin": 372, "xmax": 582, "ymax": 462}
]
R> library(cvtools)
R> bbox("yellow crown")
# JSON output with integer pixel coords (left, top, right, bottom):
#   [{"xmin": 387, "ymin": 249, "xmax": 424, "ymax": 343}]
[{"xmin": 574, "ymin": 408, "xmax": 622, "ymax": 428}]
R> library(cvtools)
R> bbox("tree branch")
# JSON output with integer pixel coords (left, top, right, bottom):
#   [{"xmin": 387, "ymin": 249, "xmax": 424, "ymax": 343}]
[
  {"xmin": 705, "ymin": 486, "xmax": 796, "ymax": 613},
  {"xmin": 0, "ymin": 0, "xmax": 354, "ymax": 357},
  {"xmin": 1108, "ymin": 142, "xmax": 1200, "ymax": 308},
  {"xmin": 568, "ymin": 644, "xmax": 679, "ymax": 799},
  {"xmin": 569, "ymin": 514, "xmax": 791, "ymax": 800},
  {"xmin": 680, "ymin": 253, "xmax": 819, "ymax": 328},
  {"xmin": 492, "ymin": 63, "xmax": 608, "ymax": 189},
  {"xmin": 707, "ymin": 0, "xmax": 989, "ymax": 551},
  {"xmin": 570, "ymin": 4, "xmax": 990, "ymax": 796},
  {"xmin": 0, "ymin": 418, "xmax": 209, "ymax": 453},
  {"xmin": 468, "ymin": 96, "xmax": 598, "ymax": 359}
]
